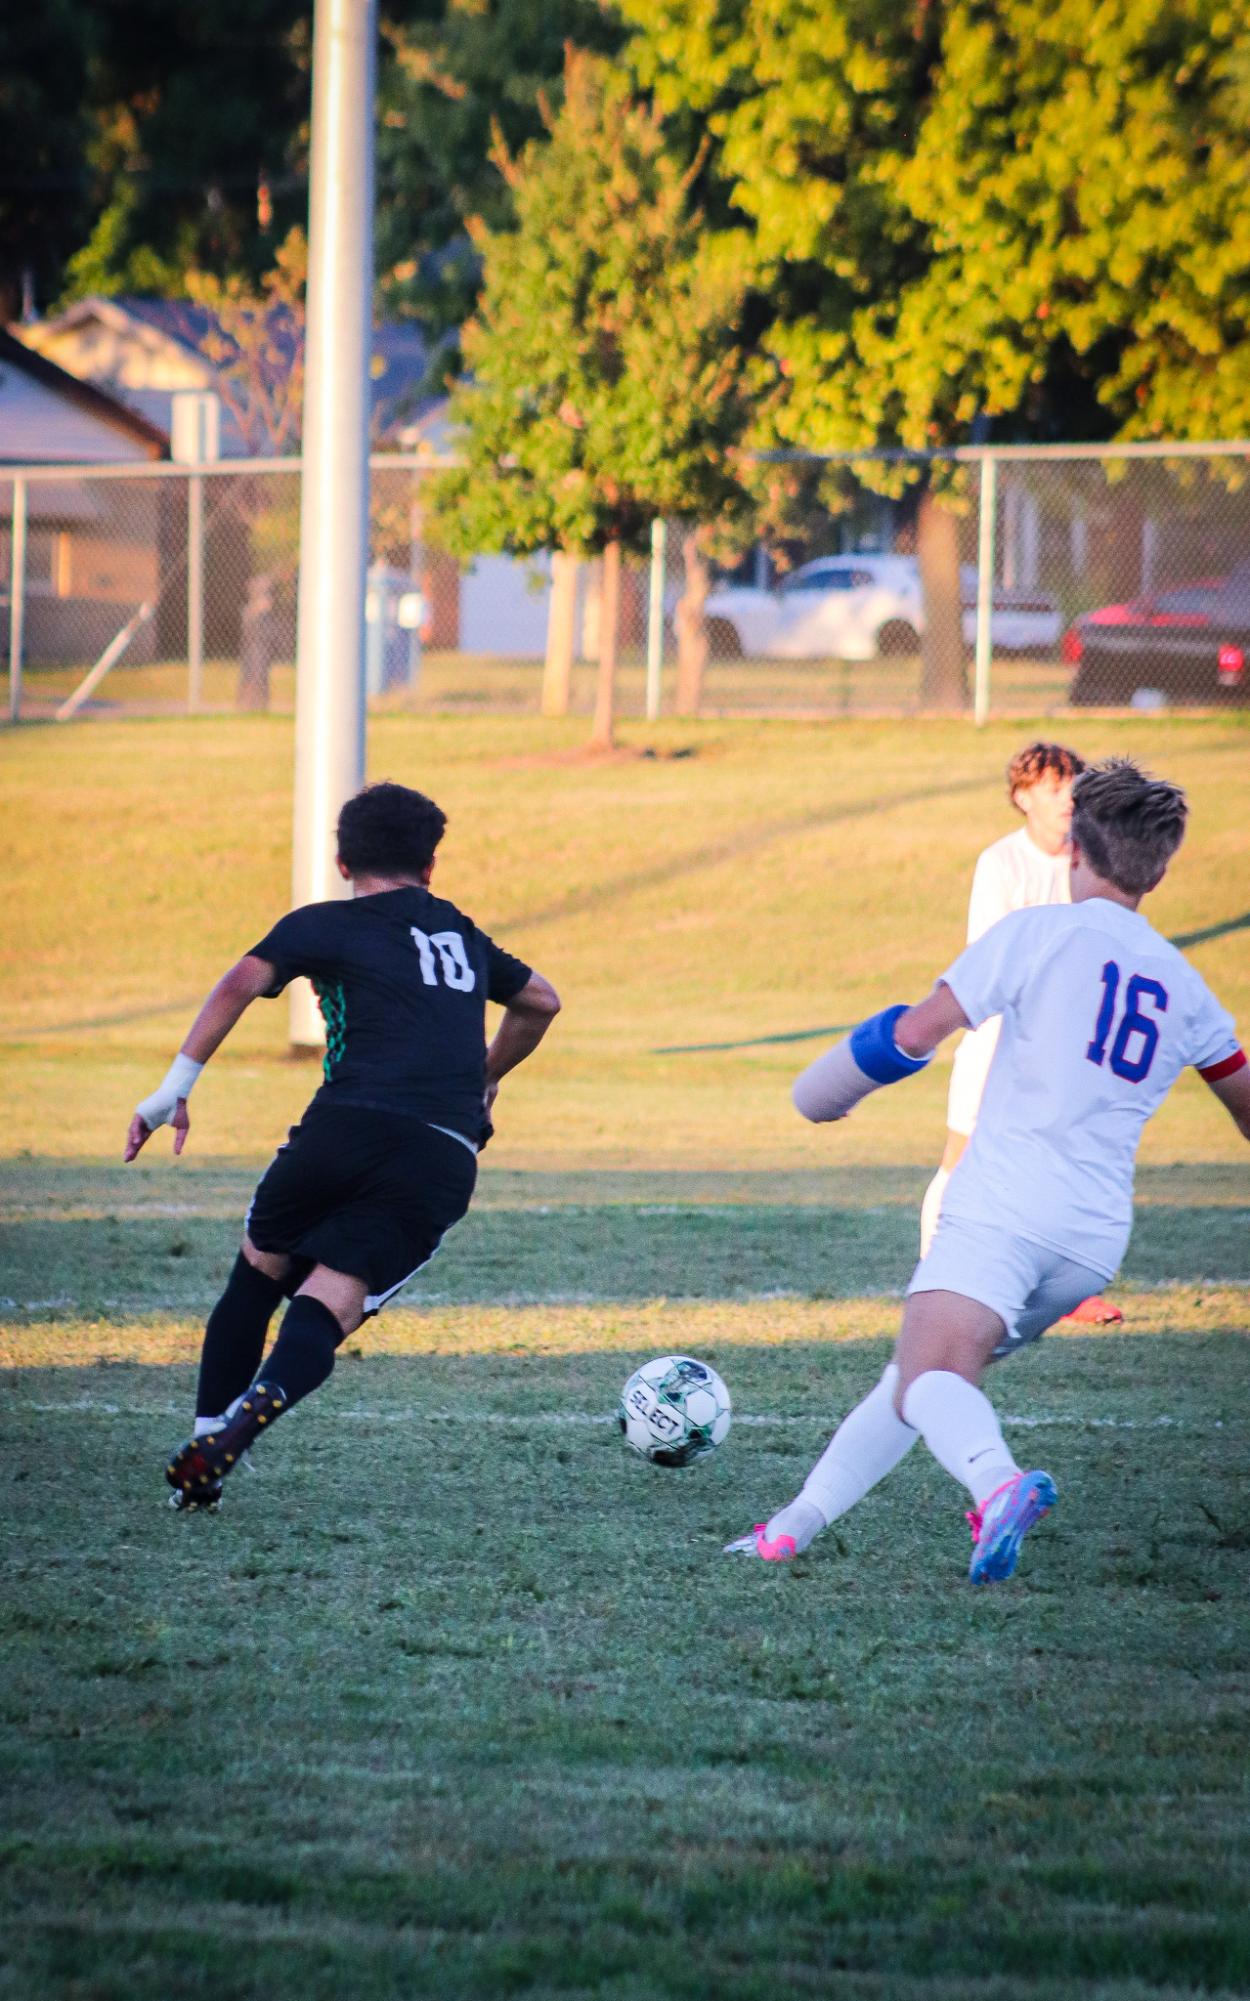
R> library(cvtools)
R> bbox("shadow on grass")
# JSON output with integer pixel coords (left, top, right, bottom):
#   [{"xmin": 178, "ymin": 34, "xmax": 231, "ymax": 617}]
[{"xmin": 1, "ymin": 1156, "xmax": 1246, "ymax": 1318}]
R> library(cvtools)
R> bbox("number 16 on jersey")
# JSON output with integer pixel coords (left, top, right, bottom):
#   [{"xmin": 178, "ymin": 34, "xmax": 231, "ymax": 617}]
[{"xmin": 1086, "ymin": 960, "xmax": 1167, "ymax": 1083}]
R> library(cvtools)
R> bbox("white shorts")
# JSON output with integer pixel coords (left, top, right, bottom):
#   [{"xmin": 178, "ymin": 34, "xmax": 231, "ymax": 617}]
[{"xmin": 908, "ymin": 1215, "xmax": 1104, "ymax": 1359}]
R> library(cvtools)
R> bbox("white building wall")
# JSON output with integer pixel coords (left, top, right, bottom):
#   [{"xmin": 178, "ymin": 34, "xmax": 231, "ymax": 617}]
[
  {"xmin": 0, "ymin": 368, "xmax": 152, "ymax": 464},
  {"xmin": 460, "ymin": 553, "xmax": 553, "ymax": 658}
]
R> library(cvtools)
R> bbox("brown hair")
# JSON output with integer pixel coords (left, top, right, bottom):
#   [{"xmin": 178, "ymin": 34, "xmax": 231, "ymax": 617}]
[
  {"xmin": 1070, "ymin": 758, "xmax": 1188, "ymax": 896},
  {"xmin": 1006, "ymin": 740, "xmax": 1084, "ymax": 806}
]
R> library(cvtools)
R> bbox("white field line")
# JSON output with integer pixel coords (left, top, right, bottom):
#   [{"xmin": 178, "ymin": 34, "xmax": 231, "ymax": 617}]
[{"xmin": 7, "ymin": 1397, "xmax": 1229, "ymax": 1433}]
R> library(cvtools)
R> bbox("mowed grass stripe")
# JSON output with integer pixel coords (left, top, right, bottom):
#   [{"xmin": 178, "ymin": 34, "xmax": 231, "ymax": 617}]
[
  {"xmin": 4, "ymin": 1286, "xmax": 1248, "ymax": 1368},
  {"xmin": 2, "ymin": 1202, "xmax": 1247, "ymax": 1325}
]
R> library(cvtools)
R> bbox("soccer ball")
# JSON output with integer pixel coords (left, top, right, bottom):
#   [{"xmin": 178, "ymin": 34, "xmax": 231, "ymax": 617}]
[{"xmin": 618, "ymin": 1355, "xmax": 732, "ymax": 1467}]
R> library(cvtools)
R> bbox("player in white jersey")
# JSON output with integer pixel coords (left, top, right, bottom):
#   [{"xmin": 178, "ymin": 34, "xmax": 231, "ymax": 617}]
[
  {"xmin": 920, "ymin": 741, "xmax": 1080, "ymax": 1258},
  {"xmin": 728, "ymin": 759, "xmax": 1250, "ymax": 1585}
]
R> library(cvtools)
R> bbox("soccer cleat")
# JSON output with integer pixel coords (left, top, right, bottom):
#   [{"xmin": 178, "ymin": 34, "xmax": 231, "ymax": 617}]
[
  {"xmin": 1060, "ymin": 1295, "xmax": 1123, "ymax": 1325},
  {"xmin": 168, "ymin": 1483, "xmax": 222, "ymax": 1514},
  {"xmin": 163, "ymin": 1382, "xmax": 287, "ymax": 1502},
  {"xmin": 967, "ymin": 1470, "xmax": 1057, "ymax": 1585},
  {"xmin": 723, "ymin": 1523, "xmax": 798, "ymax": 1562}
]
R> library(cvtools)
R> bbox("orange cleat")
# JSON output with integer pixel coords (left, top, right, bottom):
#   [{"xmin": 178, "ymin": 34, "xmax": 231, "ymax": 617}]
[{"xmin": 1060, "ymin": 1295, "xmax": 1123, "ymax": 1325}]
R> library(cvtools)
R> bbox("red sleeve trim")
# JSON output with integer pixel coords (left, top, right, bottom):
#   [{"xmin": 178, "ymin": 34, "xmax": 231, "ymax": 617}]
[{"xmin": 1198, "ymin": 1048, "xmax": 1247, "ymax": 1083}]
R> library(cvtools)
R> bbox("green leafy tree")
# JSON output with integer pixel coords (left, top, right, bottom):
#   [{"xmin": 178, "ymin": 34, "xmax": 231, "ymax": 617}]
[
  {"xmin": 879, "ymin": 0, "xmax": 1250, "ymax": 444},
  {"xmin": 49, "ymin": 3, "xmax": 612, "ymax": 343},
  {"xmin": 431, "ymin": 49, "xmax": 756, "ymax": 743},
  {"xmin": 377, "ymin": 0, "xmax": 621, "ymax": 346},
  {"xmin": 62, "ymin": 0, "xmax": 309, "ymax": 301},
  {"xmin": 623, "ymin": 0, "xmax": 1250, "ymax": 706}
]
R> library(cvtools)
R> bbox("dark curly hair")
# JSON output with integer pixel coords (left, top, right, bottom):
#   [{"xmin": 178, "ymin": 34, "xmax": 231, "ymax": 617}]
[
  {"xmin": 1006, "ymin": 740, "xmax": 1084, "ymax": 805},
  {"xmin": 1070, "ymin": 758, "xmax": 1187, "ymax": 896},
  {"xmin": 336, "ymin": 782, "xmax": 446, "ymax": 879}
]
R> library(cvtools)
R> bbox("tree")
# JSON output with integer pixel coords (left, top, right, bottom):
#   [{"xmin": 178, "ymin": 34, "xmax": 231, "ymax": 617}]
[
  {"xmin": 19, "ymin": 2, "xmax": 618, "ymax": 349},
  {"xmin": 431, "ymin": 49, "xmax": 755, "ymax": 745},
  {"xmin": 622, "ymin": 0, "xmax": 1250, "ymax": 706},
  {"xmin": 180, "ymin": 227, "xmax": 307, "ymax": 456},
  {"xmin": 376, "ymin": 0, "xmax": 622, "ymax": 346},
  {"xmin": 174, "ymin": 235, "xmax": 307, "ymax": 711},
  {"xmin": 62, "ymin": 0, "xmax": 309, "ymax": 302},
  {"xmin": 880, "ymin": 0, "xmax": 1250, "ymax": 444},
  {"xmin": 0, "ymin": 3, "xmax": 96, "ymax": 321}
]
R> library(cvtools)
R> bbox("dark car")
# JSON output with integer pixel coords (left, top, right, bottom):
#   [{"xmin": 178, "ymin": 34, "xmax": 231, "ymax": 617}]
[{"xmin": 1065, "ymin": 570, "xmax": 1250, "ymax": 706}]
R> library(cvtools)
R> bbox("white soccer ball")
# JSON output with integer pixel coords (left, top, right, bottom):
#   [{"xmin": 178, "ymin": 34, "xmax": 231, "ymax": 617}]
[{"xmin": 618, "ymin": 1354, "xmax": 732, "ymax": 1467}]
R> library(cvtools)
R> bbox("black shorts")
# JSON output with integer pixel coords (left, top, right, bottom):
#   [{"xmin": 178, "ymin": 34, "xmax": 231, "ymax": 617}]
[{"xmin": 246, "ymin": 1103, "xmax": 477, "ymax": 1314}]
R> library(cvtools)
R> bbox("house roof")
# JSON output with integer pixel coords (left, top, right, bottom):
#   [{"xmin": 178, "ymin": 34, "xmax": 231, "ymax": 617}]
[
  {"xmin": 27, "ymin": 295, "xmax": 434, "ymax": 450},
  {"xmin": 0, "ymin": 327, "xmax": 169, "ymax": 461}
]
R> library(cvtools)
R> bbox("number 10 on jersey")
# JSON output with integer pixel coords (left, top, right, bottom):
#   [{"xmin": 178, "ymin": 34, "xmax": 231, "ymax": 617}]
[
  {"xmin": 1086, "ymin": 960, "xmax": 1167, "ymax": 1083},
  {"xmin": 411, "ymin": 926, "xmax": 476, "ymax": 991}
]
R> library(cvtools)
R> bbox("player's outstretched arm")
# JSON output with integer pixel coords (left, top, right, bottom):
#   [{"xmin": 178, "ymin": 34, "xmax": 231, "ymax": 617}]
[
  {"xmin": 124, "ymin": 953, "xmax": 278, "ymax": 1162},
  {"xmin": 1202, "ymin": 1057, "xmax": 1250, "ymax": 1142},
  {"xmin": 483, "ymin": 973, "xmax": 561, "ymax": 1110},
  {"xmin": 792, "ymin": 982, "xmax": 968, "ymax": 1123}
]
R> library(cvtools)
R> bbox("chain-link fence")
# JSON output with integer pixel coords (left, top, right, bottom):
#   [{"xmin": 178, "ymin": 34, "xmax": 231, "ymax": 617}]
[{"xmin": 5, "ymin": 443, "xmax": 1250, "ymax": 722}]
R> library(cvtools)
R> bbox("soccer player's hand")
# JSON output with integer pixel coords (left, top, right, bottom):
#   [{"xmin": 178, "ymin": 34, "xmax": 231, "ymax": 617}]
[
  {"xmin": 124, "ymin": 1098, "xmax": 190, "ymax": 1162},
  {"xmin": 479, "ymin": 1079, "xmax": 499, "ymax": 1150}
]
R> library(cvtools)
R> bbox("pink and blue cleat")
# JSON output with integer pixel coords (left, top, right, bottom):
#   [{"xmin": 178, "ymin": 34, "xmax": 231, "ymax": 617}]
[
  {"xmin": 967, "ymin": 1469, "xmax": 1057, "ymax": 1584},
  {"xmin": 723, "ymin": 1523, "xmax": 797, "ymax": 1562}
]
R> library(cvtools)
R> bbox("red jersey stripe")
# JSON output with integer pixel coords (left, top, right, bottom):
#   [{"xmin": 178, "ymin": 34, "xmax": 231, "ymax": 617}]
[{"xmin": 1197, "ymin": 1048, "xmax": 1247, "ymax": 1083}]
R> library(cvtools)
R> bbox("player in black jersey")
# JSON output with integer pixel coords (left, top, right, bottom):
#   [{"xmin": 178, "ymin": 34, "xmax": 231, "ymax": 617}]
[{"xmin": 124, "ymin": 781, "xmax": 560, "ymax": 1510}]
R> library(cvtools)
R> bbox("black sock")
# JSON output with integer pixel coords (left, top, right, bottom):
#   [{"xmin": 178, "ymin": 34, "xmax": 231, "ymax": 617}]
[
  {"xmin": 197, "ymin": 1254, "xmax": 287, "ymax": 1419},
  {"xmin": 257, "ymin": 1295, "xmax": 345, "ymax": 1410}
]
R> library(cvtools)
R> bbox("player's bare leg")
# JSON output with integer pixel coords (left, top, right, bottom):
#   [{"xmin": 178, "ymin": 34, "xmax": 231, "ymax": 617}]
[
  {"xmin": 895, "ymin": 1291, "xmax": 1056, "ymax": 1584},
  {"xmin": 165, "ymin": 1262, "xmax": 368, "ymax": 1507}
]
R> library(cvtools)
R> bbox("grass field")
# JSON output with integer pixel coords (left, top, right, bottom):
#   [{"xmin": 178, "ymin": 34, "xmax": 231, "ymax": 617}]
[
  {"xmin": 9, "ymin": 641, "xmax": 1075, "ymax": 722},
  {"xmin": 2, "ymin": 710, "xmax": 1249, "ymax": 1998}
]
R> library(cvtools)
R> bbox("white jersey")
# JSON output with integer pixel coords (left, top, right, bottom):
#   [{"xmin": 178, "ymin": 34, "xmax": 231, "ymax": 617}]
[
  {"xmin": 940, "ymin": 899, "xmax": 1239, "ymax": 1277},
  {"xmin": 946, "ymin": 827, "xmax": 1070, "ymax": 1134}
]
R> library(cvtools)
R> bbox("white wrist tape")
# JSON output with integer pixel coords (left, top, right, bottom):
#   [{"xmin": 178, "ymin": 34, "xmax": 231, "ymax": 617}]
[
  {"xmin": 793, "ymin": 1006, "xmax": 931, "ymax": 1122},
  {"xmin": 793, "ymin": 1038, "xmax": 877, "ymax": 1122},
  {"xmin": 135, "ymin": 1052, "xmax": 203, "ymax": 1131}
]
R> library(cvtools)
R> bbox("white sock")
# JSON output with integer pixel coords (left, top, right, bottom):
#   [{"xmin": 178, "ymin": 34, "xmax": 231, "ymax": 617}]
[
  {"xmin": 901, "ymin": 1369, "xmax": 1020, "ymax": 1506},
  {"xmin": 195, "ymin": 1392, "xmax": 247, "ymax": 1439},
  {"xmin": 764, "ymin": 1364, "xmax": 918, "ymax": 1550},
  {"xmin": 919, "ymin": 1166, "xmax": 949, "ymax": 1257}
]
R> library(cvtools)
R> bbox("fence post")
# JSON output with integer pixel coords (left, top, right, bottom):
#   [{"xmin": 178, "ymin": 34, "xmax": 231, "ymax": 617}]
[
  {"xmin": 187, "ymin": 469, "xmax": 204, "ymax": 712},
  {"xmin": 973, "ymin": 454, "xmax": 998, "ymax": 727},
  {"xmin": 645, "ymin": 517, "xmax": 666, "ymax": 721},
  {"xmin": 171, "ymin": 391, "xmax": 220, "ymax": 714},
  {"xmin": 8, "ymin": 475, "xmax": 26, "ymax": 723}
]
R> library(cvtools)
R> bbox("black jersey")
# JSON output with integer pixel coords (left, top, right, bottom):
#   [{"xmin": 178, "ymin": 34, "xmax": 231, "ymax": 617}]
[{"xmin": 249, "ymin": 887, "xmax": 531, "ymax": 1142}]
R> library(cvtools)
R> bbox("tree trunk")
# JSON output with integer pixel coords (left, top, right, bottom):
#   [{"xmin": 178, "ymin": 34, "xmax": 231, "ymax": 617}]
[
  {"xmin": 542, "ymin": 549, "xmax": 578, "ymax": 717},
  {"xmin": 917, "ymin": 488, "xmax": 967, "ymax": 710},
  {"xmin": 674, "ymin": 533, "xmax": 710, "ymax": 716},
  {"xmin": 590, "ymin": 539, "xmax": 621, "ymax": 749},
  {"xmin": 237, "ymin": 572, "xmax": 275, "ymax": 712}
]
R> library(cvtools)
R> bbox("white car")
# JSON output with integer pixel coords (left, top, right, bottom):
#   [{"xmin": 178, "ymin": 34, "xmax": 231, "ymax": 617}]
[{"xmin": 699, "ymin": 554, "xmax": 1061, "ymax": 661}]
